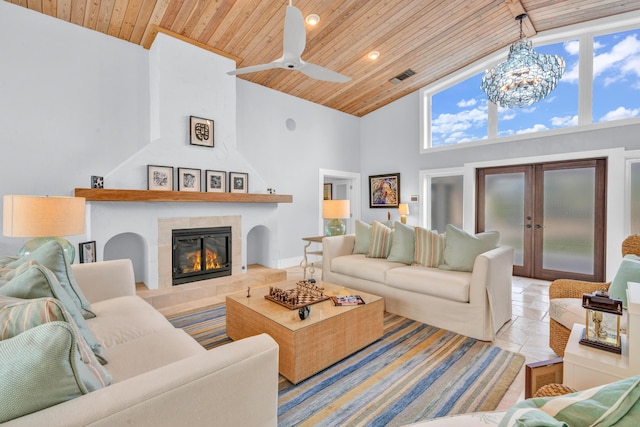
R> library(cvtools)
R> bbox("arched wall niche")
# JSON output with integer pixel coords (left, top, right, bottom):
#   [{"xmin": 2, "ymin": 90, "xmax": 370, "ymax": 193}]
[
  {"xmin": 103, "ymin": 232, "xmax": 147, "ymax": 284},
  {"xmin": 247, "ymin": 225, "xmax": 271, "ymax": 267}
]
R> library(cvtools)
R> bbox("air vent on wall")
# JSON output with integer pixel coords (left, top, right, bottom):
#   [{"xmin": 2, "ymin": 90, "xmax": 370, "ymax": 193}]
[{"xmin": 389, "ymin": 69, "xmax": 416, "ymax": 84}]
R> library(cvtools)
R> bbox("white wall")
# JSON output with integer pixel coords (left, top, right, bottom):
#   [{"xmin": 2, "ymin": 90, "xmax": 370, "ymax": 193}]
[
  {"xmin": 236, "ymin": 81, "xmax": 360, "ymax": 266},
  {"xmin": 0, "ymin": 1, "xmax": 149, "ymax": 255}
]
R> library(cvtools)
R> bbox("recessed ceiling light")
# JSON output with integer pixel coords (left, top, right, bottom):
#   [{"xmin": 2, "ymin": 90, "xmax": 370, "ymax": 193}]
[
  {"xmin": 305, "ymin": 14, "xmax": 320, "ymax": 26},
  {"xmin": 367, "ymin": 51, "xmax": 380, "ymax": 60}
]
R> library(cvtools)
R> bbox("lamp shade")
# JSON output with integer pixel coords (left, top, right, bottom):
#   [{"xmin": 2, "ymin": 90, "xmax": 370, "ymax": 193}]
[
  {"xmin": 398, "ymin": 204, "xmax": 409, "ymax": 215},
  {"xmin": 322, "ymin": 200, "xmax": 350, "ymax": 219},
  {"xmin": 3, "ymin": 195, "xmax": 86, "ymax": 237}
]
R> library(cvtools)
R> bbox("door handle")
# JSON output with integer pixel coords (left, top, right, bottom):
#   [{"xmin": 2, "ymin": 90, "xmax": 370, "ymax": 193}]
[
  {"xmin": 535, "ymin": 224, "xmax": 542, "ymax": 229},
  {"xmin": 525, "ymin": 224, "xmax": 532, "ymax": 229}
]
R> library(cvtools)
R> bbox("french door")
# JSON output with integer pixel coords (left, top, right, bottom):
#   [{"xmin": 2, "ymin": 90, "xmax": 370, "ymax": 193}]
[{"xmin": 476, "ymin": 159, "xmax": 606, "ymax": 282}]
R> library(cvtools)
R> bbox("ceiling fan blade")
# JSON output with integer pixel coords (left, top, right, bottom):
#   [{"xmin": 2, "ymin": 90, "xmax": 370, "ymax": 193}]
[
  {"xmin": 283, "ymin": 5, "xmax": 306, "ymax": 58},
  {"xmin": 300, "ymin": 62, "xmax": 351, "ymax": 83},
  {"xmin": 227, "ymin": 62, "xmax": 281, "ymax": 76}
]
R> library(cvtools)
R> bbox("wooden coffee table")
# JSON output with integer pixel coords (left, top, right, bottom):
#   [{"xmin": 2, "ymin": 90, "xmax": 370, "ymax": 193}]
[{"xmin": 226, "ymin": 281, "xmax": 384, "ymax": 384}]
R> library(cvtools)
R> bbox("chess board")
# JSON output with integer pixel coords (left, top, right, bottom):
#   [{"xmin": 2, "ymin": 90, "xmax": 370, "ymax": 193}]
[{"xmin": 264, "ymin": 281, "xmax": 330, "ymax": 309}]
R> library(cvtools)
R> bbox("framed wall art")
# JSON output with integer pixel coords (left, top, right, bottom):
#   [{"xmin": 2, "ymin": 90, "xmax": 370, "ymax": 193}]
[
  {"xmin": 205, "ymin": 170, "xmax": 226, "ymax": 193},
  {"xmin": 178, "ymin": 167, "xmax": 201, "ymax": 192},
  {"xmin": 190, "ymin": 116, "xmax": 214, "ymax": 147},
  {"xmin": 79, "ymin": 241, "xmax": 96, "ymax": 263},
  {"xmin": 369, "ymin": 173, "xmax": 400, "ymax": 208},
  {"xmin": 229, "ymin": 172, "xmax": 248, "ymax": 194},
  {"xmin": 323, "ymin": 183, "xmax": 333, "ymax": 200},
  {"xmin": 147, "ymin": 165, "xmax": 174, "ymax": 191}
]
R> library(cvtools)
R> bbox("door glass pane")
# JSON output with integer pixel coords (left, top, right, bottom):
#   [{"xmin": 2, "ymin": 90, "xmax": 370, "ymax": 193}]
[
  {"xmin": 543, "ymin": 168, "xmax": 595, "ymax": 274},
  {"xmin": 484, "ymin": 173, "xmax": 525, "ymax": 266},
  {"xmin": 430, "ymin": 175, "xmax": 463, "ymax": 233},
  {"xmin": 631, "ymin": 162, "xmax": 640, "ymax": 235}
]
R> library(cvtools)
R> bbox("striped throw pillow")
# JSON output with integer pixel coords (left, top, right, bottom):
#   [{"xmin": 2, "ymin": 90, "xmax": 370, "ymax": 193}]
[
  {"xmin": 367, "ymin": 220, "xmax": 393, "ymax": 258},
  {"xmin": 0, "ymin": 295, "xmax": 111, "ymax": 389},
  {"xmin": 414, "ymin": 227, "xmax": 445, "ymax": 268}
]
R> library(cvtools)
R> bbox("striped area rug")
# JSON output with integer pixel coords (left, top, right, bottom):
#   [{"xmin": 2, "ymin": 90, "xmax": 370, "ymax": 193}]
[{"xmin": 167, "ymin": 304, "xmax": 524, "ymax": 427}]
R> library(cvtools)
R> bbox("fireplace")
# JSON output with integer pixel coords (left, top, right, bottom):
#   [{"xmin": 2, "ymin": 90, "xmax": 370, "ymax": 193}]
[{"xmin": 172, "ymin": 226, "xmax": 232, "ymax": 285}]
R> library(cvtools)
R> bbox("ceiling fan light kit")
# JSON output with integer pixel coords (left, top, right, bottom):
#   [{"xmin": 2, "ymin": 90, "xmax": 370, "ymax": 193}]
[
  {"xmin": 480, "ymin": 13, "xmax": 565, "ymax": 108},
  {"xmin": 227, "ymin": 2, "xmax": 350, "ymax": 83}
]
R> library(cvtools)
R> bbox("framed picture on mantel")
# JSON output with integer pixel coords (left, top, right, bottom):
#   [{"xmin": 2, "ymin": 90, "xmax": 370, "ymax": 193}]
[
  {"xmin": 147, "ymin": 165, "xmax": 174, "ymax": 191},
  {"xmin": 229, "ymin": 172, "xmax": 248, "ymax": 193}
]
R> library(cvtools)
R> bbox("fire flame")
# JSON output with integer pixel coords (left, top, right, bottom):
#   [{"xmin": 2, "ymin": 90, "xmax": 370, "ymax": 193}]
[{"xmin": 184, "ymin": 248, "xmax": 221, "ymax": 273}]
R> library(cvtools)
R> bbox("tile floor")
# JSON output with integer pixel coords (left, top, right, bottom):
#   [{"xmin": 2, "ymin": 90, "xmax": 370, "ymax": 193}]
[{"xmin": 156, "ymin": 267, "xmax": 557, "ymax": 412}]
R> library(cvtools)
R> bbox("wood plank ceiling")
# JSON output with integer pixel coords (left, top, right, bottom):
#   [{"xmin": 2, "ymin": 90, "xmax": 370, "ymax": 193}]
[{"xmin": 10, "ymin": 0, "xmax": 640, "ymax": 116}]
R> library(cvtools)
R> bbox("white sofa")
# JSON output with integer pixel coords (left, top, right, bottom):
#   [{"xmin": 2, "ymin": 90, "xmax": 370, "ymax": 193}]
[
  {"xmin": 5, "ymin": 259, "xmax": 279, "ymax": 426},
  {"xmin": 322, "ymin": 234, "xmax": 514, "ymax": 341}
]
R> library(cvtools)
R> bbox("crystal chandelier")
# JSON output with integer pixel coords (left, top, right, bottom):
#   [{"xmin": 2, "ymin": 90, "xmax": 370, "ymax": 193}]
[{"xmin": 480, "ymin": 14, "xmax": 565, "ymax": 108}]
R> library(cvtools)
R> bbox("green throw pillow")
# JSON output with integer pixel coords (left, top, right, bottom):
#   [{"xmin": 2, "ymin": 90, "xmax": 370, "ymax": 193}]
[
  {"xmin": 367, "ymin": 220, "xmax": 393, "ymax": 258},
  {"xmin": 0, "ymin": 264, "xmax": 107, "ymax": 364},
  {"xmin": 414, "ymin": 227, "xmax": 445, "ymax": 268},
  {"xmin": 609, "ymin": 254, "xmax": 640, "ymax": 309},
  {"xmin": 5, "ymin": 241, "xmax": 95, "ymax": 319},
  {"xmin": 353, "ymin": 220, "xmax": 372, "ymax": 254},
  {"xmin": 387, "ymin": 221, "xmax": 415, "ymax": 264},
  {"xmin": 439, "ymin": 224, "xmax": 499, "ymax": 272},
  {"xmin": 0, "ymin": 322, "xmax": 110, "ymax": 423}
]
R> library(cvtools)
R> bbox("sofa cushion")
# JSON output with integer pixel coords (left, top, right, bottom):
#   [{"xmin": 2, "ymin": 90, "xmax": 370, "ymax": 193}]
[
  {"xmin": 0, "ymin": 264, "xmax": 106, "ymax": 364},
  {"xmin": 331, "ymin": 254, "xmax": 405, "ymax": 283},
  {"xmin": 87, "ymin": 295, "xmax": 175, "ymax": 349},
  {"xmin": 0, "ymin": 322, "xmax": 110, "ymax": 424},
  {"xmin": 439, "ymin": 225, "xmax": 499, "ymax": 272},
  {"xmin": 387, "ymin": 221, "xmax": 415, "ymax": 264},
  {"xmin": 4, "ymin": 241, "xmax": 96, "ymax": 319},
  {"xmin": 353, "ymin": 220, "xmax": 372, "ymax": 254},
  {"xmin": 414, "ymin": 227, "xmax": 445, "ymax": 268},
  {"xmin": 103, "ymin": 328, "xmax": 205, "ymax": 382},
  {"xmin": 0, "ymin": 295, "xmax": 111, "ymax": 385},
  {"xmin": 367, "ymin": 220, "xmax": 393, "ymax": 258},
  {"xmin": 609, "ymin": 254, "xmax": 640, "ymax": 308},
  {"xmin": 385, "ymin": 266, "xmax": 472, "ymax": 303}
]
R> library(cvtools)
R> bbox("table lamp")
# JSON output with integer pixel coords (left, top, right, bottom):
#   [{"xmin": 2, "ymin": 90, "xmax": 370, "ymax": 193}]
[
  {"xmin": 3, "ymin": 195, "xmax": 86, "ymax": 263},
  {"xmin": 323, "ymin": 200, "xmax": 350, "ymax": 236},
  {"xmin": 398, "ymin": 203, "xmax": 409, "ymax": 224}
]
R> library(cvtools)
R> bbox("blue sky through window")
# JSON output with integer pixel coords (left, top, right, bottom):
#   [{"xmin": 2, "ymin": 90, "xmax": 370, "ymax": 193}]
[{"xmin": 431, "ymin": 29, "xmax": 640, "ymax": 147}]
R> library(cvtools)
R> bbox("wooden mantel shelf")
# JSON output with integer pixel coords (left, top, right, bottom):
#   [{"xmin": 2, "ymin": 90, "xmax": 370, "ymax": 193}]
[{"xmin": 75, "ymin": 188, "xmax": 292, "ymax": 203}]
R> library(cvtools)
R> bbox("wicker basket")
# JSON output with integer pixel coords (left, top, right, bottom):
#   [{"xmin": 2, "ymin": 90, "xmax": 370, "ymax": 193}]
[{"xmin": 533, "ymin": 383, "xmax": 577, "ymax": 398}]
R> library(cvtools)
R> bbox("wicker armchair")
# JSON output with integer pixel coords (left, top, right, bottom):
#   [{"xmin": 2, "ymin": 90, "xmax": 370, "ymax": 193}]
[{"xmin": 549, "ymin": 235, "xmax": 640, "ymax": 357}]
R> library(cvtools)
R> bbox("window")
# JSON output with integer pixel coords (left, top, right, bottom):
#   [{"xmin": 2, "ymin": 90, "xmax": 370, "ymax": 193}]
[
  {"xmin": 430, "ymin": 175, "xmax": 463, "ymax": 233},
  {"xmin": 593, "ymin": 29, "xmax": 640, "ymax": 124},
  {"xmin": 421, "ymin": 16, "xmax": 640, "ymax": 151}
]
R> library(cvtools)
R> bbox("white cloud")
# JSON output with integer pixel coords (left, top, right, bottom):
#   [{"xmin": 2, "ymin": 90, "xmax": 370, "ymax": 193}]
[
  {"xmin": 594, "ymin": 34, "xmax": 640, "ymax": 85},
  {"xmin": 457, "ymin": 98, "xmax": 477, "ymax": 108},
  {"xmin": 562, "ymin": 61, "xmax": 579, "ymax": 83},
  {"xmin": 564, "ymin": 40, "xmax": 580, "ymax": 55},
  {"xmin": 516, "ymin": 124, "xmax": 548, "ymax": 134},
  {"xmin": 599, "ymin": 106, "xmax": 640, "ymax": 121},
  {"xmin": 551, "ymin": 115, "xmax": 578, "ymax": 127},
  {"xmin": 501, "ymin": 112, "xmax": 516, "ymax": 121},
  {"xmin": 594, "ymin": 41, "xmax": 605, "ymax": 51}
]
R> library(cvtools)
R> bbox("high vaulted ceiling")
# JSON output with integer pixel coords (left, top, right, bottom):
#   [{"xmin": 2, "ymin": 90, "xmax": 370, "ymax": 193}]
[{"xmin": 10, "ymin": 0, "xmax": 640, "ymax": 116}]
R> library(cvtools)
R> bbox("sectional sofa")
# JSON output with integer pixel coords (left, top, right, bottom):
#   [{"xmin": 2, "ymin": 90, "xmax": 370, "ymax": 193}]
[
  {"xmin": 322, "ymin": 222, "xmax": 514, "ymax": 341},
  {"xmin": 0, "ymin": 242, "xmax": 278, "ymax": 426}
]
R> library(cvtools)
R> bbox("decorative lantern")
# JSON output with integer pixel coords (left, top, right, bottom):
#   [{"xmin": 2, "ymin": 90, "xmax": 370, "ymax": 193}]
[{"xmin": 580, "ymin": 290, "xmax": 623, "ymax": 354}]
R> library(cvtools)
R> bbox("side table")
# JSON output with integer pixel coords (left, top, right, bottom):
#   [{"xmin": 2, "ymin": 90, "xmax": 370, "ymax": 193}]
[
  {"xmin": 301, "ymin": 236, "xmax": 324, "ymax": 280},
  {"xmin": 563, "ymin": 324, "xmax": 633, "ymax": 390}
]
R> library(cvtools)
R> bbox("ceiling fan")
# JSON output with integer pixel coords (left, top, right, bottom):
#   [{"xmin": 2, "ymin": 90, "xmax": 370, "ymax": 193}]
[{"xmin": 227, "ymin": 1, "xmax": 350, "ymax": 83}]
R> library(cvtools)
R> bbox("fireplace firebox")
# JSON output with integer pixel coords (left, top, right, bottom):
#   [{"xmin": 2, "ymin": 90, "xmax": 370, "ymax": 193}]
[{"xmin": 172, "ymin": 227, "xmax": 232, "ymax": 285}]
